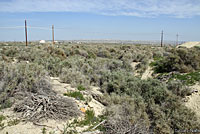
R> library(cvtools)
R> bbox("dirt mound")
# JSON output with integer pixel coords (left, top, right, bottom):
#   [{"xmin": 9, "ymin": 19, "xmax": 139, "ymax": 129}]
[{"xmin": 177, "ymin": 42, "xmax": 200, "ymax": 48}]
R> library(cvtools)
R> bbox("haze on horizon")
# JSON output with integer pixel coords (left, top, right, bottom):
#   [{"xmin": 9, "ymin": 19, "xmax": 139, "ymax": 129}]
[{"xmin": 0, "ymin": 0, "xmax": 200, "ymax": 41}]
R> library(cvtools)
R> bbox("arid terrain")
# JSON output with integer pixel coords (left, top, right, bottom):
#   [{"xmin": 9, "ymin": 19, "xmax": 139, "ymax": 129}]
[{"xmin": 0, "ymin": 42, "xmax": 200, "ymax": 134}]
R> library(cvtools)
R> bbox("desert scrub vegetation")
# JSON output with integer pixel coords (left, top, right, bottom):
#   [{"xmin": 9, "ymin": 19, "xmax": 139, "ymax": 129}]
[
  {"xmin": 167, "ymin": 80, "xmax": 192, "ymax": 97},
  {"xmin": 0, "ymin": 62, "xmax": 49, "ymax": 108},
  {"xmin": 0, "ymin": 61, "xmax": 80, "ymax": 122},
  {"xmin": 0, "ymin": 115, "xmax": 6, "ymax": 130},
  {"xmin": 1, "ymin": 43, "xmax": 200, "ymax": 134},
  {"xmin": 63, "ymin": 91, "xmax": 85, "ymax": 101},
  {"xmin": 99, "ymin": 70, "xmax": 200, "ymax": 133},
  {"xmin": 151, "ymin": 47, "xmax": 200, "ymax": 86},
  {"xmin": 152, "ymin": 47, "xmax": 200, "ymax": 73},
  {"xmin": 169, "ymin": 71, "xmax": 200, "ymax": 85},
  {"xmin": 62, "ymin": 110, "xmax": 106, "ymax": 133}
]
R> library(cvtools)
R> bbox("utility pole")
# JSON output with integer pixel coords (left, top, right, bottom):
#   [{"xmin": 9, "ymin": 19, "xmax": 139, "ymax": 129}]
[
  {"xmin": 52, "ymin": 25, "xmax": 54, "ymax": 45},
  {"xmin": 161, "ymin": 30, "xmax": 163, "ymax": 47},
  {"xmin": 25, "ymin": 20, "xmax": 28, "ymax": 46},
  {"xmin": 176, "ymin": 33, "xmax": 179, "ymax": 46}
]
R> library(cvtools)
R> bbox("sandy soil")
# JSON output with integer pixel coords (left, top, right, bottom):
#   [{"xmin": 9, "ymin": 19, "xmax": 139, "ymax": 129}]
[
  {"xmin": 51, "ymin": 77, "xmax": 105, "ymax": 116},
  {"xmin": 0, "ymin": 108, "xmax": 67, "ymax": 134},
  {"xmin": 141, "ymin": 65, "xmax": 153, "ymax": 80},
  {"xmin": 141, "ymin": 60, "xmax": 153, "ymax": 80},
  {"xmin": 50, "ymin": 77, "xmax": 76, "ymax": 94},
  {"xmin": 177, "ymin": 42, "xmax": 200, "ymax": 48},
  {"xmin": 0, "ymin": 77, "xmax": 105, "ymax": 134},
  {"xmin": 131, "ymin": 60, "xmax": 153, "ymax": 79},
  {"xmin": 131, "ymin": 62, "xmax": 140, "ymax": 71},
  {"xmin": 131, "ymin": 62, "xmax": 140, "ymax": 76},
  {"xmin": 185, "ymin": 84, "xmax": 200, "ymax": 119}
]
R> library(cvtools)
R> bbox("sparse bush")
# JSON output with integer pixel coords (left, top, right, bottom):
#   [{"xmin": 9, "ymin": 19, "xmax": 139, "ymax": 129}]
[
  {"xmin": 1, "ymin": 43, "xmax": 200, "ymax": 134},
  {"xmin": 167, "ymin": 80, "xmax": 192, "ymax": 97},
  {"xmin": 60, "ymin": 68, "xmax": 90, "ymax": 88},
  {"xmin": 152, "ymin": 48, "xmax": 200, "ymax": 73},
  {"xmin": 0, "ymin": 115, "xmax": 6, "ymax": 130},
  {"xmin": 135, "ymin": 58, "xmax": 149, "ymax": 74},
  {"xmin": 77, "ymin": 85, "xmax": 86, "ymax": 91},
  {"xmin": 0, "ymin": 62, "xmax": 51, "ymax": 108},
  {"xmin": 0, "ymin": 115, "xmax": 6, "ymax": 122},
  {"xmin": 170, "ymin": 71, "xmax": 200, "ymax": 85},
  {"xmin": 1, "ymin": 47, "xmax": 19, "ymax": 57},
  {"xmin": 64, "ymin": 91, "xmax": 85, "ymax": 101},
  {"xmin": 7, "ymin": 119, "xmax": 20, "ymax": 126},
  {"xmin": 101, "ymin": 71, "xmax": 200, "ymax": 133},
  {"xmin": 79, "ymin": 110, "xmax": 95, "ymax": 126},
  {"xmin": 97, "ymin": 49, "xmax": 111, "ymax": 58},
  {"xmin": 104, "ymin": 94, "xmax": 150, "ymax": 134}
]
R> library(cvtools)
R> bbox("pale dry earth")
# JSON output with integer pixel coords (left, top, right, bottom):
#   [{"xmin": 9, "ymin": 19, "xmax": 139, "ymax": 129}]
[
  {"xmin": 185, "ymin": 84, "xmax": 200, "ymax": 119},
  {"xmin": 177, "ymin": 42, "xmax": 200, "ymax": 48},
  {"xmin": 0, "ymin": 77, "xmax": 105, "ymax": 134}
]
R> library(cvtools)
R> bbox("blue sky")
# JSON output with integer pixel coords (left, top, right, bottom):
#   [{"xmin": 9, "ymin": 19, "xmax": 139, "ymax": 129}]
[{"xmin": 0, "ymin": 0, "xmax": 200, "ymax": 41}]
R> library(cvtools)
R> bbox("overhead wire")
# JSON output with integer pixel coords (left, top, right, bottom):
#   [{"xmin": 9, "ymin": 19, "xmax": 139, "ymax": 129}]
[
  {"xmin": 0, "ymin": 25, "xmax": 185, "ymax": 40},
  {"xmin": 0, "ymin": 26, "xmax": 24, "ymax": 29}
]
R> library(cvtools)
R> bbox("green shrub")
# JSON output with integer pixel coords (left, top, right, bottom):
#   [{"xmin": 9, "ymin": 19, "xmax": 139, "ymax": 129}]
[
  {"xmin": 104, "ymin": 94, "xmax": 150, "ymax": 134},
  {"xmin": 87, "ymin": 51, "xmax": 96, "ymax": 59},
  {"xmin": 170, "ymin": 71, "xmax": 200, "ymax": 85},
  {"xmin": 0, "ymin": 62, "xmax": 51, "ymax": 108},
  {"xmin": 152, "ymin": 48, "xmax": 200, "ymax": 73},
  {"xmin": 0, "ymin": 115, "xmax": 6, "ymax": 130},
  {"xmin": 7, "ymin": 119, "xmax": 20, "ymax": 126},
  {"xmin": 1, "ymin": 43, "xmax": 200, "ymax": 134},
  {"xmin": 0, "ymin": 99, "xmax": 12, "ymax": 110},
  {"xmin": 77, "ymin": 85, "xmax": 86, "ymax": 91},
  {"xmin": 167, "ymin": 80, "xmax": 192, "ymax": 97},
  {"xmin": 0, "ymin": 115, "xmax": 6, "ymax": 122},
  {"xmin": 101, "ymin": 70, "xmax": 200, "ymax": 133},
  {"xmin": 1, "ymin": 47, "xmax": 19, "ymax": 57},
  {"xmin": 64, "ymin": 91, "xmax": 85, "ymax": 101},
  {"xmin": 79, "ymin": 110, "xmax": 95, "ymax": 126},
  {"xmin": 60, "ymin": 68, "xmax": 90, "ymax": 88}
]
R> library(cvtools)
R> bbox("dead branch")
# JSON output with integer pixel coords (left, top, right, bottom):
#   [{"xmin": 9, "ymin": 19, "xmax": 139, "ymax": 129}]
[{"xmin": 14, "ymin": 93, "xmax": 81, "ymax": 123}]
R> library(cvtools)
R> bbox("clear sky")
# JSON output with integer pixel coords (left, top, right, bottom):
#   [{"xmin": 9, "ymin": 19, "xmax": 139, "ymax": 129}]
[{"xmin": 0, "ymin": 0, "xmax": 200, "ymax": 41}]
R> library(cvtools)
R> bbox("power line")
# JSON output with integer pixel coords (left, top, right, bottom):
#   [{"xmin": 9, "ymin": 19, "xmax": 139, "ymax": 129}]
[
  {"xmin": 0, "ymin": 26, "xmax": 24, "ymax": 29},
  {"xmin": 0, "ymin": 22, "xmax": 186, "ymax": 44},
  {"xmin": 28, "ymin": 26, "xmax": 51, "ymax": 30}
]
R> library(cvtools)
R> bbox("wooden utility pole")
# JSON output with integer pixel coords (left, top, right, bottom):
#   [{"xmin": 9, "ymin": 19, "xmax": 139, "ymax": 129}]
[
  {"xmin": 161, "ymin": 30, "xmax": 163, "ymax": 47},
  {"xmin": 176, "ymin": 33, "xmax": 179, "ymax": 46},
  {"xmin": 25, "ymin": 20, "xmax": 28, "ymax": 46},
  {"xmin": 52, "ymin": 25, "xmax": 54, "ymax": 45}
]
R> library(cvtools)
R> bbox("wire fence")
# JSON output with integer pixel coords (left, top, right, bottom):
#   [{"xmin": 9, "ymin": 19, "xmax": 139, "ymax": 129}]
[{"xmin": 0, "ymin": 22, "xmax": 183, "ymax": 46}]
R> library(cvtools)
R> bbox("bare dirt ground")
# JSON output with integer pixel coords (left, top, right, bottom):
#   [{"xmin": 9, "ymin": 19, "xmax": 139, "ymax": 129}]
[
  {"xmin": 177, "ymin": 42, "xmax": 200, "ymax": 48},
  {"xmin": 185, "ymin": 84, "xmax": 200, "ymax": 119},
  {"xmin": 141, "ymin": 65, "xmax": 153, "ymax": 80},
  {"xmin": 0, "ymin": 105, "xmax": 67, "ymax": 134},
  {"xmin": 131, "ymin": 60, "xmax": 153, "ymax": 80},
  {"xmin": 50, "ymin": 77, "xmax": 105, "ymax": 117},
  {"xmin": 0, "ymin": 77, "xmax": 105, "ymax": 134},
  {"xmin": 131, "ymin": 62, "xmax": 140, "ymax": 76},
  {"xmin": 142, "ymin": 60, "xmax": 154, "ymax": 80}
]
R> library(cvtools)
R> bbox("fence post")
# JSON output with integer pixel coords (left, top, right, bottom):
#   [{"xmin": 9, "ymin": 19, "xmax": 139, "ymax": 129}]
[
  {"xmin": 52, "ymin": 25, "xmax": 54, "ymax": 45},
  {"xmin": 25, "ymin": 20, "xmax": 28, "ymax": 46},
  {"xmin": 176, "ymin": 34, "xmax": 179, "ymax": 46},
  {"xmin": 161, "ymin": 30, "xmax": 163, "ymax": 47}
]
